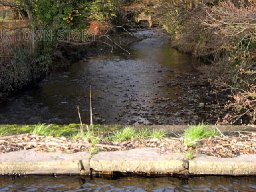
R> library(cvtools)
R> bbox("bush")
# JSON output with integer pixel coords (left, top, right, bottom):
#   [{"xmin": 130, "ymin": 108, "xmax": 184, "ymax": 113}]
[
  {"xmin": 155, "ymin": 0, "xmax": 256, "ymax": 124},
  {"xmin": 195, "ymin": 2, "xmax": 256, "ymax": 124},
  {"xmin": 0, "ymin": 0, "xmax": 123, "ymax": 98}
]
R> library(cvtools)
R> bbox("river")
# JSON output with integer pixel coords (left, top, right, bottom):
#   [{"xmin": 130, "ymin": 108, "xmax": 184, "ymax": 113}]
[{"xmin": 0, "ymin": 29, "xmax": 206, "ymax": 125}]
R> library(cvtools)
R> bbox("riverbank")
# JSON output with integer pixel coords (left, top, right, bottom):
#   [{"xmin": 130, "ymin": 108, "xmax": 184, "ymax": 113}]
[{"xmin": 1, "ymin": 125, "xmax": 256, "ymax": 176}]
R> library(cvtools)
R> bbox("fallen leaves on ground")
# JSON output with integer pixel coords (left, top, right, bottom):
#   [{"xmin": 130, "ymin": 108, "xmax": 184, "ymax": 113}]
[
  {"xmin": 0, "ymin": 131, "xmax": 256, "ymax": 158},
  {"xmin": 0, "ymin": 134, "xmax": 90, "ymax": 153}
]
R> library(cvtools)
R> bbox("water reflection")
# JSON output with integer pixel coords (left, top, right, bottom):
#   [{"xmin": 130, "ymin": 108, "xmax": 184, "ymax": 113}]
[{"xmin": 0, "ymin": 176, "xmax": 256, "ymax": 192}]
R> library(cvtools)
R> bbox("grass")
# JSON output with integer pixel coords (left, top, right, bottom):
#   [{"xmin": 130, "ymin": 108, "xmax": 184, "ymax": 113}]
[
  {"xmin": 183, "ymin": 124, "xmax": 218, "ymax": 147},
  {"xmin": 106, "ymin": 127, "xmax": 166, "ymax": 142},
  {"xmin": 0, "ymin": 124, "xmax": 166, "ymax": 155},
  {"xmin": 0, "ymin": 124, "xmax": 167, "ymax": 141},
  {"xmin": 0, "ymin": 124, "xmax": 126, "ymax": 138},
  {"xmin": 0, "ymin": 124, "xmax": 79, "ymax": 138}
]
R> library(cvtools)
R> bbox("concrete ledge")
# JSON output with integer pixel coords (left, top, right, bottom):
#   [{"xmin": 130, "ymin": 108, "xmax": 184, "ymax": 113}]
[
  {"xmin": 90, "ymin": 148, "xmax": 187, "ymax": 174},
  {"xmin": 189, "ymin": 154, "xmax": 256, "ymax": 176},
  {"xmin": 0, "ymin": 150, "xmax": 90, "ymax": 175},
  {"xmin": 1, "ymin": 149, "xmax": 256, "ymax": 176},
  {"xmin": 0, "ymin": 160, "xmax": 89, "ymax": 175}
]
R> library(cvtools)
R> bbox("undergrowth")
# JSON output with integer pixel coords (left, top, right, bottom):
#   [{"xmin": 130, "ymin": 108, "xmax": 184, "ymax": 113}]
[{"xmin": 154, "ymin": 0, "xmax": 256, "ymax": 124}]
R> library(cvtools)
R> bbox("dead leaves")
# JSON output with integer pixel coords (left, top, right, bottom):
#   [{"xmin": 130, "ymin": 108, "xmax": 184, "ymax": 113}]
[
  {"xmin": 0, "ymin": 134, "xmax": 89, "ymax": 153},
  {"xmin": 197, "ymin": 132, "xmax": 256, "ymax": 158},
  {"xmin": 1, "ymin": 131, "xmax": 256, "ymax": 158}
]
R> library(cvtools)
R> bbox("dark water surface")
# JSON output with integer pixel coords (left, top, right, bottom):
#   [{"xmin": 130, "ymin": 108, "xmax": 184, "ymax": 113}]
[
  {"xmin": 1, "ymin": 176, "xmax": 256, "ymax": 191},
  {"xmin": 0, "ymin": 30, "xmax": 203, "ymax": 125}
]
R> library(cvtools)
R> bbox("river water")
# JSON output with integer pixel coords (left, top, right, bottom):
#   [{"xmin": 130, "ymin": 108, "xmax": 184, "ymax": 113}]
[
  {"xmin": 0, "ymin": 29, "xmax": 205, "ymax": 125},
  {"xmin": 1, "ymin": 176, "xmax": 256, "ymax": 191}
]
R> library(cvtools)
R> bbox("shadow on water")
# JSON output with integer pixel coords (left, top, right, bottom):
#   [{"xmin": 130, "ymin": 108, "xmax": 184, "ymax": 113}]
[
  {"xmin": 0, "ymin": 176, "xmax": 256, "ymax": 191},
  {"xmin": 0, "ymin": 29, "xmax": 203, "ymax": 125}
]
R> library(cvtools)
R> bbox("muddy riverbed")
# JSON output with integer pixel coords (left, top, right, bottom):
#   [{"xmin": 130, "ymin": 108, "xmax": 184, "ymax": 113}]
[{"xmin": 0, "ymin": 29, "xmax": 212, "ymax": 125}]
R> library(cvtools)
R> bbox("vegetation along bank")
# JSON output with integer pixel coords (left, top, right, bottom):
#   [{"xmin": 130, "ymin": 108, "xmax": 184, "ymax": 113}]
[
  {"xmin": 0, "ymin": 0, "xmax": 137, "ymax": 100},
  {"xmin": 152, "ymin": 0, "xmax": 256, "ymax": 124}
]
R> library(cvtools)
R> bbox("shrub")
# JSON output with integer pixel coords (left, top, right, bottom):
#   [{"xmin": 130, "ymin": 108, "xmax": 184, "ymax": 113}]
[{"xmin": 155, "ymin": 0, "xmax": 256, "ymax": 124}]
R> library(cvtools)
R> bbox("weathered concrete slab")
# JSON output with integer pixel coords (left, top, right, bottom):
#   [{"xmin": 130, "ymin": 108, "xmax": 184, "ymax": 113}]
[
  {"xmin": 189, "ymin": 154, "xmax": 256, "ymax": 176},
  {"xmin": 90, "ymin": 148, "xmax": 187, "ymax": 174},
  {"xmin": 0, "ymin": 150, "xmax": 90, "ymax": 175}
]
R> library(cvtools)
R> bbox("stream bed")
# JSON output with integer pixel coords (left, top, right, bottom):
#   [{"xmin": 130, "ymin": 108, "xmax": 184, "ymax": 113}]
[
  {"xmin": 1, "ymin": 176, "xmax": 256, "ymax": 191},
  {"xmin": 0, "ymin": 29, "xmax": 208, "ymax": 125}
]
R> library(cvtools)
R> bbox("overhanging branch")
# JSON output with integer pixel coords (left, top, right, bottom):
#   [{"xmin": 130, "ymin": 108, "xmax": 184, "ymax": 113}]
[{"xmin": 0, "ymin": 1, "xmax": 22, "ymax": 9}]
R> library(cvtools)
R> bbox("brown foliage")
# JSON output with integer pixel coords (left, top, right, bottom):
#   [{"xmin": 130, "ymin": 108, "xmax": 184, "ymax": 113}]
[
  {"xmin": 155, "ymin": 0, "xmax": 256, "ymax": 124},
  {"xmin": 196, "ymin": 2, "xmax": 256, "ymax": 124}
]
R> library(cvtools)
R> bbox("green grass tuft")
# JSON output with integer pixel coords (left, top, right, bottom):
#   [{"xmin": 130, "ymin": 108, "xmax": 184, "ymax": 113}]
[
  {"xmin": 183, "ymin": 124, "xmax": 218, "ymax": 147},
  {"xmin": 107, "ymin": 127, "xmax": 137, "ymax": 142},
  {"xmin": 31, "ymin": 124, "xmax": 52, "ymax": 136},
  {"xmin": 150, "ymin": 129, "xmax": 166, "ymax": 139}
]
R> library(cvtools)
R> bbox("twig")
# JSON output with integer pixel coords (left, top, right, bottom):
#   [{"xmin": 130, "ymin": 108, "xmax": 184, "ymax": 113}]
[
  {"xmin": 95, "ymin": 144, "xmax": 122, "ymax": 149},
  {"xmin": 89, "ymin": 85, "xmax": 93, "ymax": 130},
  {"xmin": 77, "ymin": 106, "xmax": 86, "ymax": 135},
  {"xmin": 103, "ymin": 35, "xmax": 131, "ymax": 55},
  {"xmin": 214, "ymin": 126, "xmax": 226, "ymax": 138},
  {"xmin": 98, "ymin": 40, "xmax": 114, "ymax": 53},
  {"xmin": 115, "ymin": 25, "xmax": 137, "ymax": 37},
  {"xmin": 232, "ymin": 109, "xmax": 251, "ymax": 124}
]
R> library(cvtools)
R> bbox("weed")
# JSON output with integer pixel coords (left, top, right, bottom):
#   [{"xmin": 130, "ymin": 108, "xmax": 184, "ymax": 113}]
[
  {"xmin": 137, "ymin": 128, "xmax": 151, "ymax": 139},
  {"xmin": 185, "ymin": 151, "xmax": 195, "ymax": 160},
  {"xmin": 107, "ymin": 127, "xmax": 137, "ymax": 142},
  {"xmin": 88, "ymin": 135, "xmax": 100, "ymax": 155},
  {"xmin": 150, "ymin": 129, "xmax": 166, "ymax": 139},
  {"xmin": 183, "ymin": 124, "xmax": 218, "ymax": 147},
  {"xmin": 79, "ymin": 130, "xmax": 100, "ymax": 155},
  {"xmin": 31, "ymin": 124, "xmax": 52, "ymax": 136}
]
